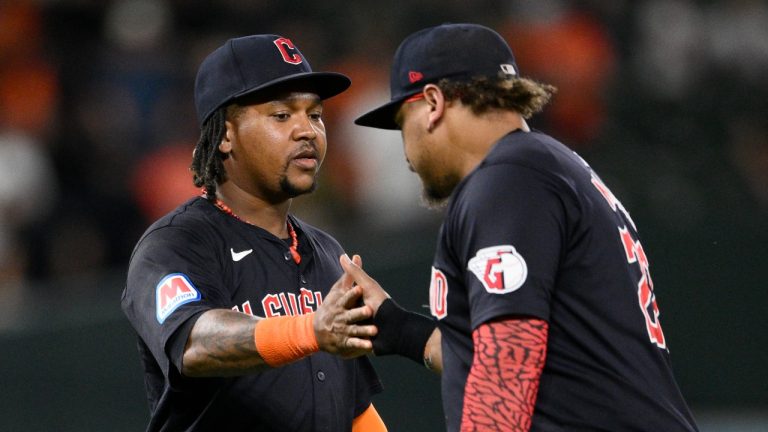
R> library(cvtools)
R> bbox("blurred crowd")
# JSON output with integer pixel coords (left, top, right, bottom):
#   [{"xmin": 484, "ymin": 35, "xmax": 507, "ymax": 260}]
[{"xmin": 0, "ymin": 0, "xmax": 766, "ymax": 326}]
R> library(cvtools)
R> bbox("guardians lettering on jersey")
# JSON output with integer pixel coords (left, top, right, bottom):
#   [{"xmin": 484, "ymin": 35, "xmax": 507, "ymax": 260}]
[
  {"xmin": 590, "ymin": 171, "xmax": 667, "ymax": 349},
  {"xmin": 232, "ymin": 288, "xmax": 324, "ymax": 318}
]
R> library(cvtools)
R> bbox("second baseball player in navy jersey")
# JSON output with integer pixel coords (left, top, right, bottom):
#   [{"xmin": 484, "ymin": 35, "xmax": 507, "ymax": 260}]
[
  {"xmin": 347, "ymin": 22, "xmax": 700, "ymax": 431},
  {"xmin": 430, "ymin": 129, "xmax": 697, "ymax": 431},
  {"xmin": 122, "ymin": 197, "xmax": 382, "ymax": 431}
]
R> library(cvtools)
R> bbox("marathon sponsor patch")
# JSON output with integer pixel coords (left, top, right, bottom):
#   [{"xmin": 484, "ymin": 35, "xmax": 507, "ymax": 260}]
[
  {"xmin": 468, "ymin": 245, "xmax": 528, "ymax": 294},
  {"xmin": 155, "ymin": 273, "xmax": 201, "ymax": 323}
]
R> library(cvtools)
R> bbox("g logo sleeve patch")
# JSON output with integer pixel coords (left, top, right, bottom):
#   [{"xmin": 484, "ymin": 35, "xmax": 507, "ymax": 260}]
[
  {"xmin": 468, "ymin": 245, "xmax": 528, "ymax": 294},
  {"xmin": 156, "ymin": 273, "xmax": 201, "ymax": 323}
]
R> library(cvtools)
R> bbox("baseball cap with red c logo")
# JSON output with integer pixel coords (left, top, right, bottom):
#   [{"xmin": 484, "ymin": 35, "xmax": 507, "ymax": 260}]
[{"xmin": 194, "ymin": 34, "xmax": 351, "ymax": 125}]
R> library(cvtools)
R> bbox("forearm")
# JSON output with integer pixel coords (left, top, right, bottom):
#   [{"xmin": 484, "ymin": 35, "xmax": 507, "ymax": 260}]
[
  {"xmin": 460, "ymin": 317, "xmax": 548, "ymax": 431},
  {"xmin": 423, "ymin": 328, "xmax": 443, "ymax": 374},
  {"xmin": 182, "ymin": 282, "xmax": 375, "ymax": 377},
  {"xmin": 182, "ymin": 309, "xmax": 267, "ymax": 377},
  {"xmin": 372, "ymin": 298, "xmax": 438, "ymax": 369}
]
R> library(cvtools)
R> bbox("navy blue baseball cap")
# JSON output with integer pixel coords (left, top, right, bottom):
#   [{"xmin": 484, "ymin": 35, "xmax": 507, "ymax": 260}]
[
  {"xmin": 194, "ymin": 34, "xmax": 351, "ymax": 125},
  {"xmin": 354, "ymin": 23, "xmax": 518, "ymax": 130}
]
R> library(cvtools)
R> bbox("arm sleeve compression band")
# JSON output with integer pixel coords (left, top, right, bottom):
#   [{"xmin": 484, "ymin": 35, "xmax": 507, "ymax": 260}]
[
  {"xmin": 372, "ymin": 298, "xmax": 436, "ymax": 365},
  {"xmin": 253, "ymin": 313, "xmax": 319, "ymax": 367},
  {"xmin": 460, "ymin": 317, "xmax": 548, "ymax": 431}
]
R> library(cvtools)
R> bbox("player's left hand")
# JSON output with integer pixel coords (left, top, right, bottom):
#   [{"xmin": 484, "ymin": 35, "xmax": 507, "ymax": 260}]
[{"xmin": 314, "ymin": 255, "xmax": 378, "ymax": 358}]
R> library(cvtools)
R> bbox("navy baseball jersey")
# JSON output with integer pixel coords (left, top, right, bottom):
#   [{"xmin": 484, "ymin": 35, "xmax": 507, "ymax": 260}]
[
  {"xmin": 429, "ymin": 130, "xmax": 698, "ymax": 431},
  {"xmin": 121, "ymin": 197, "xmax": 382, "ymax": 432}
]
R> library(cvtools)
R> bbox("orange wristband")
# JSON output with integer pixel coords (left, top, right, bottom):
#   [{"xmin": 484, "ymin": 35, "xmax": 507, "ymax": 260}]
[
  {"xmin": 253, "ymin": 313, "xmax": 319, "ymax": 367},
  {"xmin": 352, "ymin": 404, "xmax": 388, "ymax": 432}
]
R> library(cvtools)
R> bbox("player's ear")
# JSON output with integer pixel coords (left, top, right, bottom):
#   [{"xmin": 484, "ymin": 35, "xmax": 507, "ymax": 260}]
[
  {"xmin": 424, "ymin": 84, "xmax": 444, "ymax": 132},
  {"xmin": 219, "ymin": 120, "xmax": 234, "ymax": 154}
]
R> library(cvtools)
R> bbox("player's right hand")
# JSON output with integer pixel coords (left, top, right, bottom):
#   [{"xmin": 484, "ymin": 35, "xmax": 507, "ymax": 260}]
[
  {"xmin": 314, "ymin": 255, "xmax": 378, "ymax": 358},
  {"xmin": 339, "ymin": 254, "xmax": 391, "ymax": 316}
]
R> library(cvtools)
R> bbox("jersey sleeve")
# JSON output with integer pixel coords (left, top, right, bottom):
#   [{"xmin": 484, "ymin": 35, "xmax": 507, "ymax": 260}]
[
  {"xmin": 122, "ymin": 225, "xmax": 231, "ymax": 380},
  {"xmin": 452, "ymin": 163, "xmax": 575, "ymax": 329}
]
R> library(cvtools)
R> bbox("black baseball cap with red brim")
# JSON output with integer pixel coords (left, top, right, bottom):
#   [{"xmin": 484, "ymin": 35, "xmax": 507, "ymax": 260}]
[
  {"xmin": 354, "ymin": 23, "xmax": 519, "ymax": 130},
  {"xmin": 194, "ymin": 34, "xmax": 350, "ymax": 126}
]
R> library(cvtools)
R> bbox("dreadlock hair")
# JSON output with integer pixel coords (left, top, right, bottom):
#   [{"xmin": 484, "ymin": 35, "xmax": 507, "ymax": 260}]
[
  {"xmin": 190, "ymin": 93, "xmax": 269, "ymax": 200},
  {"xmin": 191, "ymin": 107, "xmax": 228, "ymax": 201},
  {"xmin": 437, "ymin": 73, "xmax": 557, "ymax": 119}
]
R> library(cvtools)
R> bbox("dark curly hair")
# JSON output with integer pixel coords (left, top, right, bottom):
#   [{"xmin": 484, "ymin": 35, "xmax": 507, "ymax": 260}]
[{"xmin": 437, "ymin": 73, "xmax": 557, "ymax": 118}]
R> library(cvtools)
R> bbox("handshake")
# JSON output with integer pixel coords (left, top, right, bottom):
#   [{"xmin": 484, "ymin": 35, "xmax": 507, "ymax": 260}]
[{"xmin": 313, "ymin": 254, "xmax": 438, "ymax": 369}]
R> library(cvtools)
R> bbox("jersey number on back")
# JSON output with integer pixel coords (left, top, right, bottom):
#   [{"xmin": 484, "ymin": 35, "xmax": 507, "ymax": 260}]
[
  {"xmin": 619, "ymin": 226, "xmax": 667, "ymax": 349},
  {"xmin": 592, "ymin": 172, "xmax": 667, "ymax": 350}
]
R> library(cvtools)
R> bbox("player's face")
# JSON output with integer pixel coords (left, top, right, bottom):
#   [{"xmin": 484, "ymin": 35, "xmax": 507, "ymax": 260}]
[
  {"xmin": 219, "ymin": 91, "xmax": 327, "ymax": 202},
  {"xmin": 396, "ymin": 99, "xmax": 460, "ymax": 207}
]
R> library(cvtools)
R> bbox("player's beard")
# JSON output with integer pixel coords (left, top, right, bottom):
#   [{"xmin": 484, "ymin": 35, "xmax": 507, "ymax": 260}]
[
  {"xmin": 280, "ymin": 174, "xmax": 318, "ymax": 198},
  {"xmin": 419, "ymin": 172, "xmax": 460, "ymax": 210}
]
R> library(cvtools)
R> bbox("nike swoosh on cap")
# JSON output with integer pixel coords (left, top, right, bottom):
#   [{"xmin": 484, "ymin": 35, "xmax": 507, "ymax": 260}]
[{"xmin": 231, "ymin": 248, "xmax": 253, "ymax": 262}]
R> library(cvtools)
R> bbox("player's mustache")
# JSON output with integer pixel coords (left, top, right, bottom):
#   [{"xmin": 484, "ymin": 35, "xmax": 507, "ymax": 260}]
[{"xmin": 290, "ymin": 143, "xmax": 319, "ymax": 160}]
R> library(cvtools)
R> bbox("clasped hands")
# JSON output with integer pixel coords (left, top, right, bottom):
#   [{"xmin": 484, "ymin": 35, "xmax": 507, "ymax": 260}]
[{"xmin": 313, "ymin": 254, "xmax": 390, "ymax": 358}]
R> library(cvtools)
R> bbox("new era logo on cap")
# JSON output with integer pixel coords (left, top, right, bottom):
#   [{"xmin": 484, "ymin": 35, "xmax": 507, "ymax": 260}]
[{"xmin": 500, "ymin": 64, "xmax": 517, "ymax": 75}]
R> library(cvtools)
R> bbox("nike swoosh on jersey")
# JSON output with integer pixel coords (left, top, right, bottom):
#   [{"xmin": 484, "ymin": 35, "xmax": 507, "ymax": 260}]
[{"xmin": 230, "ymin": 248, "xmax": 253, "ymax": 262}]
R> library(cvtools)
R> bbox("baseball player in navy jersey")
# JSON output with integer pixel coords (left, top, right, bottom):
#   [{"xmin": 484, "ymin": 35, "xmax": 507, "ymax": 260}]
[
  {"xmin": 121, "ymin": 35, "xmax": 387, "ymax": 431},
  {"xmin": 343, "ymin": 23, "xmax": 700, "ymax": 431}
]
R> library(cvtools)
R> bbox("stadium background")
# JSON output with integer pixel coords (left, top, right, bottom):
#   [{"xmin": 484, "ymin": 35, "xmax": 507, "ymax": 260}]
[{"xmin": 0, "ymin": 0, "xmax": 766, "ymax": 430}]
